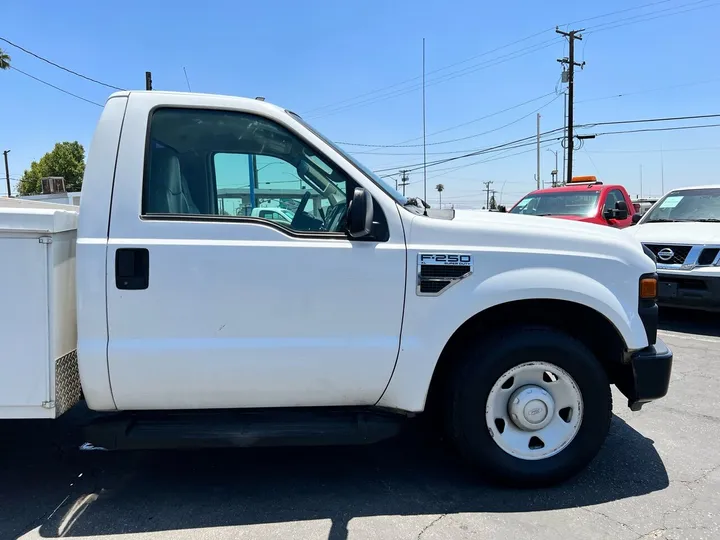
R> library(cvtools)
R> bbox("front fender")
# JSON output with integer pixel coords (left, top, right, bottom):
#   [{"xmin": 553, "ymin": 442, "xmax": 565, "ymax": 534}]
[
  {"xmin": 472, "ymin": 267, "xmax": 641, "ymax": 345},
  {"xmin": 377, "ymin": 268, "xmax": 647, "ymax": 413}
]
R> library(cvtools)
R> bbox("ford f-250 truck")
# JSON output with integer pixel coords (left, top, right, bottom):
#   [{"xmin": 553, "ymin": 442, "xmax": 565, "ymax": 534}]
[{"xmin": 0, "ymin": 91, "xmax": 672, "ymax": 487}]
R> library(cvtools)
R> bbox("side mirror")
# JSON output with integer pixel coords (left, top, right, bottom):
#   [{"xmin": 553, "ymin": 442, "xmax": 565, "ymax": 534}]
[
  {"xmin": 497, "ymin": 205, "xmax": 507, "ymax": 213},
  {"xmin": 614, "ymin": 200, "xmax": 629, "ymax": 220},
  {"xmin": 632, "ymin": 213, "xmax": 642, "ymax": 224},
  {"xmin": 347, "ymin": 187, "xmax": 374, "ymax": 238}
]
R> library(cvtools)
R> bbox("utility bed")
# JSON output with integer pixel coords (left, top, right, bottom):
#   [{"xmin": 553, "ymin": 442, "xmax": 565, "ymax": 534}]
[{"xmin": 0, "ymin": 198, "xmax": 81, "ymax": 418}]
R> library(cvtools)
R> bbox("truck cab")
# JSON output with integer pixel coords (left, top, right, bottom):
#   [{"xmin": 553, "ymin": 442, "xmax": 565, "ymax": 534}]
[
  {"xmin": 0, "ymin": 90, "xmax": 672, "ymax": 487},
  {"xmin": 510, "ymin": 177, "xmax": 636, "ymax": 228}
]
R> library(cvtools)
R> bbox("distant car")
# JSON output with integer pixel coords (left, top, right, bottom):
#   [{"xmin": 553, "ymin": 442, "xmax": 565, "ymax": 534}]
[
  {"xmin": 510, "ymin": 176, "xmax": 636, "ymax": 228},
  {"xmin": 625, "ymin": 185, "xmax": 720, "ymax": 312},
  {"xmin": 632, "ymin": 198, "xmax": 659, "ymax": 216},
  {"xmin": 249, "ymin": 207, "xmax": 295, "ymax": 224}
]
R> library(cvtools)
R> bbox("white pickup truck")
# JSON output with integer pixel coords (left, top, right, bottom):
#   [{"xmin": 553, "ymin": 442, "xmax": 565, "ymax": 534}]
[{"xmin": 0, "ymin": 91, "xmax": 672, "ymax": 486}]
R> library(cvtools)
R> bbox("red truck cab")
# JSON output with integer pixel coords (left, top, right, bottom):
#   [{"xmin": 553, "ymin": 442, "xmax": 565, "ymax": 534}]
[{"xmin": 509, "ymin": 176, "xmax": 636, "ymax": 228}]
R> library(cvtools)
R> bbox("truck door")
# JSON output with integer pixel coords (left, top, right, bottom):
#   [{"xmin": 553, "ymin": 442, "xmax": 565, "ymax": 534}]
[
  {"xmin": 601, "ymin": 189, "xmax": 633, "ymax": 228},
  {"xmin": 105, "ymin": 96, "xmax": 407, "ymax": 410}
]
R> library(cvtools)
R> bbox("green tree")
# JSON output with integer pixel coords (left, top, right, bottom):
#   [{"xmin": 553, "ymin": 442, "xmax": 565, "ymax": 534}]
[
  {"xmin": 18, "ymin": 142, "xmax": 86, "ymax": 195},
  {"xmin": 0, "ymin": 48, "xmax": 10, "ymax": 70}
]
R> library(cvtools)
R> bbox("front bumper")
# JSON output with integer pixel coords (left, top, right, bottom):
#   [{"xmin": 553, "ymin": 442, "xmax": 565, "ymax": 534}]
[
  {"xmin": 657, "ymin": 273, "xmax": 720, "ymax": 312},
  {"xmin": 619, "ymin": 337, "xmax": 673, "ymax": 411}
]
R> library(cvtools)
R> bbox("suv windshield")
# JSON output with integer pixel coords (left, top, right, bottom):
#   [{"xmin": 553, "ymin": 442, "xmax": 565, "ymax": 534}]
[
  {"xmin": 510, "ymin": 191, "xmax": 600, "ymax": 217},
  {"xmin": 286, "ymin": 111, "xmax": 408, "ymax": 205},
  {"xmin": 642, "ymin": 188, "xmax": 720, "ymax": 223}
]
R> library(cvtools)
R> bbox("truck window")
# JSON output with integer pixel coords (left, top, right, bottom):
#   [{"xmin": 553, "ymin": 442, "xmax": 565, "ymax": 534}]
[
  {"xmin": 510, "ymin": 192, "xmax": 600, "ymax": 217},
  {"xmin": 143, "ymin": 108, "xmax": 349, "ymax": 233},
  {"xmin": 603, "ymin": 190, "xmax": 624, "ymax": 212}
]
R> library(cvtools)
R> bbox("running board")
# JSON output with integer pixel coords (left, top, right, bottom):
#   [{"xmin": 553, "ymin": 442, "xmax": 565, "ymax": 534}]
[{"xmin": 83, "ymin": 408, "xmax": 405, "ymax": 451}]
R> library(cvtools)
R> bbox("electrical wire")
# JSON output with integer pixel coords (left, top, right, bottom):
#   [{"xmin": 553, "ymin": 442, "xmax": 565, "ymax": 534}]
[
  {"xmin": 303, "ymin": 0, "xmax": 692, "ymax": 119},
  {"xmin": 577, "ymin": 77, "xmax": 720, "ymax": 103},
  {"xmin": 593, "ymin": 123, "xmax": 720, "ymax": 136},
  {"xmin": 344, "ymin": 95, "xmax": 562, "ymax": 156},
  {"xmin": 306, "ymin": 38, "xmax": 563, "ymax": 120},
  {"xmin": 338, "ymin": 92, "xmax": 557, "ymax": 148},
  {"xmin": 584, "ymin": 0, "xmax": 719, "ymax": 35},
  {"xmin": 561, "ymin": 0, "xmax": 673, "ymax": 27},
  {"xmin": 301, "ymin": 27, "xmax": 557, "ymax": 116},
  {"xmin": 9, "ymin": 66, "xmax": 104, "ymax": 107},
  {"xmin": 373, "ymin": 112, "xmax": 720, "ymax": 174},
  {"xmin": 0, "ymin": 36, "xmax": 125, "ymax": 91}
]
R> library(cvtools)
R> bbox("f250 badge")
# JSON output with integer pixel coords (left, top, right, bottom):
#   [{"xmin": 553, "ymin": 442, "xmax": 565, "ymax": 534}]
[{"xmin": 419, "ymin": 253, "xmax": 473, "ymax": 266}]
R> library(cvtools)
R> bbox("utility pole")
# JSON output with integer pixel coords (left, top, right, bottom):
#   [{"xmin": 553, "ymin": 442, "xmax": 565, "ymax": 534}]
[
  {"xmin": 557, "ymin": 28, "xmax": 585, "ymax": 185},
  {"xmin": 640, "ymin": 164, "xmax": 643, "ymax": 198},
  {"xmin": 145, "ymin": 71, "xmax": 153, "ymax": 91},
  {"xmin": 483, "ymin": 180, "xmax": 494, "ymax": 209},
  {"xmin": 3, "ymin": 150, "xmax": 11, "ymax": 197},
  {"xmin": 561, "ymin": 91, "xmax": 567, "ymax": 185},
  {"xmin": 399, "ymin": 169, "xmax": 410, "ymax": 196},
  {"xmin": 536, "ymin": 113, "xmax": 541, "ymax": 189}
]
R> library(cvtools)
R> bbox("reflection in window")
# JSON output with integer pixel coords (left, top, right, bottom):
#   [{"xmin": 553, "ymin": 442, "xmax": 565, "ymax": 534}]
[{"xmin": 143, "ymin": 108, "xmax": 349, "ymax": 233}]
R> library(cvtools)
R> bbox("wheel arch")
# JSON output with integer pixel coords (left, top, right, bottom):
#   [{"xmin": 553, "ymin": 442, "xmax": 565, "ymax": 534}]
[{"xmin": 424, "ymin": 298, "xmax": 628, "ymax": 417}]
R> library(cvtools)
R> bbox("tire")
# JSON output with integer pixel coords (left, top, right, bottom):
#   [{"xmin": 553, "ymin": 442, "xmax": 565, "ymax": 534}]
[{"xmin": 445, "ymin": 326, "xmax": 612, "ymax": 487}]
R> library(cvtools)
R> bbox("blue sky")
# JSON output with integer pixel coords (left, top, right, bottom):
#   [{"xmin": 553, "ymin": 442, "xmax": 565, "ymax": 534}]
[{"xmin": 1, "ymin": 0, "xmax": 719, "ymax": 207}]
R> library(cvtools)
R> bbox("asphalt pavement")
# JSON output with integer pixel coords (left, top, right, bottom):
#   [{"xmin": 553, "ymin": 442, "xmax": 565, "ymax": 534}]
[{"xmin": 1, "ymin": 309, "xmax": 718, "ymax": 540}]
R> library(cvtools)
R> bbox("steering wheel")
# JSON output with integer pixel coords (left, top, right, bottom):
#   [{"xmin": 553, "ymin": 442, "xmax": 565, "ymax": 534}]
[{"xmin": 290, "ymin": 191, "xmax": 313, "ymax": 230}]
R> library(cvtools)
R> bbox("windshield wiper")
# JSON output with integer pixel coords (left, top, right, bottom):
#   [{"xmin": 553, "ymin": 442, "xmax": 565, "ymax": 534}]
[
  {"xmin": 692, "ymin": 218, "xmax": 720, "ymax": 222},
  {"xmin": 645, "ymin": 218, "xmax": 680, "ymax": 223}
]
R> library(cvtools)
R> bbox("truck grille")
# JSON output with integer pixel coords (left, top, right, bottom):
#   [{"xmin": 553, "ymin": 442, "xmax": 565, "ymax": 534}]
[
  {"xmin": 644, "ymin": 244, "xmax": 692, "ymax": 265},
  {"xmin": 698, "ymin": 247, "xmax": 720, "ymax": 266}
]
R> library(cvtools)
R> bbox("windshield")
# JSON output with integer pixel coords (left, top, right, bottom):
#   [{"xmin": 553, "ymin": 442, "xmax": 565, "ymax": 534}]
[
  {"xmin": 286, "ymin": 111, "xmax": 409, "ymax": 205},
  {"xmin": 642, "ymin": 188, "xmax": 720, "ymax": 223},
  {"xmin": 510, "ymin": 191, "xmax": 600, "ymax": 217}
]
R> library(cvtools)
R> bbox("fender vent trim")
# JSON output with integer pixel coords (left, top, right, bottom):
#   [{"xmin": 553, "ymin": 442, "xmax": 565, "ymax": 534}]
[{"xmin": 417, "ymin": 253, "xmax": 473, "ymax": 296}]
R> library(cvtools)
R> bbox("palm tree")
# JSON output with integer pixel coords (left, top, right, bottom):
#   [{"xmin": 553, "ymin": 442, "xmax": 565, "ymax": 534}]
[
  {"xmin": 0, "ymin": 48, "xmax": 10, "ymax": 70},
  {"xmin": 435, "ymin": 183, "xmax": 444, "ymax": 209}
]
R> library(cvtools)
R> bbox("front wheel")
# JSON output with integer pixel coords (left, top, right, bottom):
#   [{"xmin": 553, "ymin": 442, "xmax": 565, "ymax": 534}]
[{"xmin": 445, "ymin": 327, "xmax": 612, "ymax": 487}]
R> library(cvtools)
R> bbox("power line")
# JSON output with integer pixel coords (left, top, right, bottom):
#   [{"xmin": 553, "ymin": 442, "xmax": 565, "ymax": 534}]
[
  {"xmin": 0, "ymin": 36, "xmax": 125, "ymax": 91},
  {"xmin": 577, "ymin": 77, "xmax": 720, "ymax": 103},
  {"xmin": 9, "ymin": 66, "xmax": 104, "ymax": 107},
  {"xmin": 306, "ymin": 38, "xmax": 563, "ymax": 120},
  {"xmin": 373, "ymin": 112, "xmax": 720, "ymax": 174},
  {"xmin": 338, "ymin": 92, "xmax": 557, "ymax": 148},
  {"xmin": 584, "ymin": 0, "xmax": 720, "ymax": 35},
  {"xmin": 578, "ymin": 112, "xmax": 720, "ymax": 128},
  {"xmin": 348, "ymin": 95, "xmax": 561, "ymax": 154},
  {"xmin": 302, "ymin": 28, "xmax": 557, "ymax": 116},
  {"xmin": 594, "ymin": 122, "xmax": 720, "ymax": 136},
  {"xmin": 562, "ymin": 0, "xmax": 674, "ymax": 27},
  {"xmin": 586, "ymin": 145, "xmax": 720, "ymax": 153},
  {"xmin": 303, "ymin": 0, "xmax": 690, "ymax": 118}
]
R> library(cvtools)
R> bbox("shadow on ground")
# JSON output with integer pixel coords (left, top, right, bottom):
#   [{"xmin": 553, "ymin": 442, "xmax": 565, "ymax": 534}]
[
  {"xmin": 0, "ymin": 406, "xmax": 669, "ymax": 540},
  {"xmin": 659, "ymin": 308, "xmax": 720, "ymax": 337}
]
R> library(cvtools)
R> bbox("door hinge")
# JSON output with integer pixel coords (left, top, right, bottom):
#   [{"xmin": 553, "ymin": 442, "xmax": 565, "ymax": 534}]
[
  {"xmin": 39, "ymin": 236, "xmax": 53, "ymax": 244},
  {"xmin": 42, "ymin": 400, "xmax": 55, "ymax": 409}
]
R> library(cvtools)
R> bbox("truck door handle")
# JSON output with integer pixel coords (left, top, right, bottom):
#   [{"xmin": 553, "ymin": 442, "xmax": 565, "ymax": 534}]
[{"xmin": 115, "ymin": 248, "xmax": 149, "ymax": 290}]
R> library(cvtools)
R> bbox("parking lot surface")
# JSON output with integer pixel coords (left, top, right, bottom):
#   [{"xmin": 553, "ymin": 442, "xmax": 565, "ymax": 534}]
[{"xmin": 1, "ymin": 310, "xmax": 718, "ymax": 540}]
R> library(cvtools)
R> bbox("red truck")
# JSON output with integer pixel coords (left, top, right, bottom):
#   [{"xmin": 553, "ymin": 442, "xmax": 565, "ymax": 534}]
[{"xmin": 509, "ymin": 176, "xmax": 636, "ymax": 228}]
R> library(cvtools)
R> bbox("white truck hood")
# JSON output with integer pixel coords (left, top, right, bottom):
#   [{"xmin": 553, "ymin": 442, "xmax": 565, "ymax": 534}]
[
  {"xmin": 405, "ymin": 207, "xmax": 653, "ymax": 272},
  {"xmin": 624, "ymin": 222, "xmax": 720, "ymax": 245}
]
